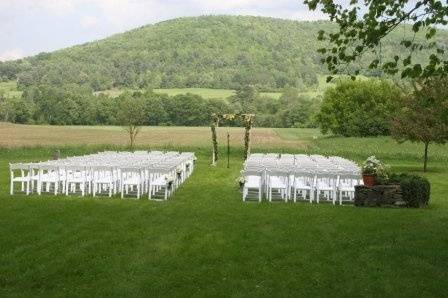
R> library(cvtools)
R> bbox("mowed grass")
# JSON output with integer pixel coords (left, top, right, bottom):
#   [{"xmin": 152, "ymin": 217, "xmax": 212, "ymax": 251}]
[{"xmin": 0, "ymin": 127, "xmax": 448, "ymax": 296}]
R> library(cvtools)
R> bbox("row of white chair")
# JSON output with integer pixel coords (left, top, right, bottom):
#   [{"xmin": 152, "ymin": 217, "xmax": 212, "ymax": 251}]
[
  {"xmin": 9, "ymin": 151, "xmax": 196, "ymax": 201},
  {"xmin": 242, "ymin": 153, "xmax": 362, "ymax": 204},
  {"xmin": 242, "ymin": 169, "xmax": 362, "ymax": 204}
]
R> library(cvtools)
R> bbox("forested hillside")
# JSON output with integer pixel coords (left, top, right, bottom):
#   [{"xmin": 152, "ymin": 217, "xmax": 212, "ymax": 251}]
[{"xmin": 1, "ymin": 15, "xmax": 446, "ymax": 92}]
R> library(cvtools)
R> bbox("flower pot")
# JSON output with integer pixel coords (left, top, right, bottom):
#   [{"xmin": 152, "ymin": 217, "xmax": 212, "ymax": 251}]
[{"xmin": 363, "ymin": 174, "xmax": 376, "ymax": 187}]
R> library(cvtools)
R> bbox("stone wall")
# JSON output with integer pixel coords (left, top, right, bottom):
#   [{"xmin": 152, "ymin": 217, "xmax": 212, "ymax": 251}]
[{"xmin": 354, "ymin": 185, "xmax": 407, "ymax": 207}]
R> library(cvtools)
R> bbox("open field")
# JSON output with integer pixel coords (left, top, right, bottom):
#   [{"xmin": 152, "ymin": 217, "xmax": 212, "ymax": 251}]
[
  {"xmin": 95, "ymin": 87, "xmax": 283, "ymax": 100},
  {"xmin": 0, "ymin": 122, "xmax": 305, "ymax": 149},
  {"xmin": 0, "ymin": 81, "xmax": 22, "ymax": 99},
  {"xmin": 0, "ymin": 125, "xmax": 447, "ymax": 296}
]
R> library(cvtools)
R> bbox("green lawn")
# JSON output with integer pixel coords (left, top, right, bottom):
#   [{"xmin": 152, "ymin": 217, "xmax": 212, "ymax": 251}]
[{"xmin": 0, "ymin": 133, "xmax": 447, "ymax": 297}]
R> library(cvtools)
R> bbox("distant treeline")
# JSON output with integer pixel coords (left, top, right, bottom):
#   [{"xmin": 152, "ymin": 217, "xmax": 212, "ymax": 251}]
[{"xmin": 0, "ymin": 85, "xmax": 319, "ymax": 128}]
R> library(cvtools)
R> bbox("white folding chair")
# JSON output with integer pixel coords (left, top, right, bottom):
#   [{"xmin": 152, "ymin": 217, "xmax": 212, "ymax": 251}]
[
  {"xmin": 242, "ymin": 169, "xmax": 264, "ymax": 202},
  {"xmin": 337, "ymin": 173, "xmax": 362, "ymax": 205},
  {"xmin": 120, "ymin": 167, "xmax": 144, "ymax": 199},
  {"xmin": 37, "ymin": 165, "xmax": 64, "ymax": 195},
  {"xmin": 315, "ymin": 173, "xmax": 338, "ymax": 204},
  {"xmin": 9, "ymin": 163, "xmax": 32, "ymax": 195},
  {"xmin": 266, "ymin": 169, "xmax": 289, "ymax": 202},
  {"xmin": 291, "ymin": 171, "xmax": 316, "ymax": 203},
  {"xmin": 148, "ymin": 168, "xmax": 173, "ymax": 201},
  {"xmin": 65, "ymin": 166, "xmax": 90, "ymax": 197},
  {"xmin": 92, "ymin": 166, "xmax": 118, "ymax": 197}
]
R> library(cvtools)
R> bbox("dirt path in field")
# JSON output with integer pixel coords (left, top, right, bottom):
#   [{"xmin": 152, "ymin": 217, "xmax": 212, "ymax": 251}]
[{"xmin": 0, "ymin": 123, "xmax": 307, "ymax": 149}]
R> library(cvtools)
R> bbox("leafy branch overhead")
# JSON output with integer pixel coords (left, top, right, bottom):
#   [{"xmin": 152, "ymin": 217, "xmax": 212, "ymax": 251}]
[{"xmin": 305, "ymin": 0, "xmax": 448, "ymax": 81}]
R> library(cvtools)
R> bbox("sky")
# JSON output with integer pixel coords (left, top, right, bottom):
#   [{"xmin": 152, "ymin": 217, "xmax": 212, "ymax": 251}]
[{"xmin": 0, "ymin": 0, "xmax": 326, "ymax": 61}]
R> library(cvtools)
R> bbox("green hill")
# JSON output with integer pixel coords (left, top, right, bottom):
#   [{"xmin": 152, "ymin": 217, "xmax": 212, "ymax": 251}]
[{"xmin": 1, "ymin": 15, "xmax": 447, "ymax": 92}]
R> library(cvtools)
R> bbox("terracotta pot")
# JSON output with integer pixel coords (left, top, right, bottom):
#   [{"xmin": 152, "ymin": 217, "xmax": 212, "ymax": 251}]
[{"xmin": 362, "ymin": 174, "xmax": 376, "ymax": 187}]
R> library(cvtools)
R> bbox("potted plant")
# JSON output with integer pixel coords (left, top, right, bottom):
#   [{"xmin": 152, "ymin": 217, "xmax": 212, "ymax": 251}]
[{"xmin": 361, "ymin": 156, "xmax": 389, "ymax": 187}]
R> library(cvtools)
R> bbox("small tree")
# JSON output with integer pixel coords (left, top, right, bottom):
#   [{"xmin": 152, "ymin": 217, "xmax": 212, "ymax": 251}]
[
  {"xmin": 391, "ymin": 78, "xmax": 448, "ymax": 172},
  {"xmin": 117, "ymin": 94, "xmax": 146, "ymax": 151}
]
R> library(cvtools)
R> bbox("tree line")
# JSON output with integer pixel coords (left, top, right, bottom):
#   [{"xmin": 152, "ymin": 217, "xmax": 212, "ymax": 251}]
[{"xmin": 0, "ymin": 84, "xmax": 319, "ymax": 128}]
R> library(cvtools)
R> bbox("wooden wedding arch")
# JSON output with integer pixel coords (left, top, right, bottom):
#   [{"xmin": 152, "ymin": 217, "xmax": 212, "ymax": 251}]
[{"xmin": 210, "ymin": 113, "xmax": 255, "ymax": 166}]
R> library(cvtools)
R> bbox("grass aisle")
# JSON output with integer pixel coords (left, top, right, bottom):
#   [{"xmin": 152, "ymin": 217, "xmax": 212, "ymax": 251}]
[{"xmin": 0, "ymin": 146, "xmax": 447, "ymax": 297}]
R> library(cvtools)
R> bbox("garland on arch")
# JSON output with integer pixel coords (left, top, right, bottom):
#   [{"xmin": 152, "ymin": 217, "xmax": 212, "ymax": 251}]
[{"xmin": 210, "ymin": 113, "xmax": 255, "ymax": 165}]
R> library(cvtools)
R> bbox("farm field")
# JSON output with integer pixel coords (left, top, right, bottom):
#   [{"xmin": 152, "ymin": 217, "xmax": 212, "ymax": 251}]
[
  {"xmin": 0, "ymin": 123, "xmax": 305, "ymax": 149},
  {"xmin": 0, "ymin": 124, "xmax": 447, "ymax": 296},
  {"xmin": 2, "ymin": 81, "xmax": 329, "ymax": 101},
  {"xmin": 95, "ymin": 87, "xmax": 283, "ymax": 99},
  {"xmin": 0, "ymin": 81, "xmax": 22, "ymax": 99}
]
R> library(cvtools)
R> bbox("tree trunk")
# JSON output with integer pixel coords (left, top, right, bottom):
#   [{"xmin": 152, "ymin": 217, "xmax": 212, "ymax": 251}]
[
  {"xmin": 423, "ymin": 141, "xmax": 429, "ymax": 172},
  {"xmin": 129, "ymin": 126, "xmax": 137, "ymax": 152}
]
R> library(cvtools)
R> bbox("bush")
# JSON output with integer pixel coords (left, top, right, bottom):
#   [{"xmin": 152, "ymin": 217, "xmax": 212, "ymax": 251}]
[
  {"xmin": 388, "ymin": 173, "xmax": 430, "ymax": 207},
  {"xmin": 316, "ymin": 79, "xmax": 401, "ymax": 136}
]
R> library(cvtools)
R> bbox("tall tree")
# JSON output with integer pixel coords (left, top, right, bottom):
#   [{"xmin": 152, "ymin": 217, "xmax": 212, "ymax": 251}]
[
  {"xmin": 305, "ymin": 0, "xmax": 448, "ymax": 81},
  {"xmin": 391, "ymin": 78, "xmax": 448, "ymax": 172}
]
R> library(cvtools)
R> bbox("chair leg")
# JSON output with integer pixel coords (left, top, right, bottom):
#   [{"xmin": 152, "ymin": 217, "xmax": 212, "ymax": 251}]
[{"xmin": 26, "ymin": 180, "xmax": 30, "ymax": 195}]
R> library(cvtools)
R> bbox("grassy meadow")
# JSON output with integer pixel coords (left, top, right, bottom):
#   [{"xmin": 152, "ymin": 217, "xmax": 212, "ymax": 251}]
[
  {"xmin": 0, "ymin": 124, "xmax": 447, "ymax": 297},
  {"xmin": 95, "ymin": 87, "xmax": 283, "ymax": 100},
  {"xmin": 0, "ymin": 81, "xmax": 22, "ymax": 99}
]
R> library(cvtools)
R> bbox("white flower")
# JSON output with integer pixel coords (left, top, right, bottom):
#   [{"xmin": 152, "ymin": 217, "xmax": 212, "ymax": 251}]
[
  {"xmin": 176, "ymin": 166, "xmax": 183, "ymax": 174},
  {"xmin": 165, "ymin": 174, "xmax": 174, "ymax": 183}
]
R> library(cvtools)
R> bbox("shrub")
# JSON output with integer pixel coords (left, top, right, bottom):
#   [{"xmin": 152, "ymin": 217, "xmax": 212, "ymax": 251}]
[
  {"xmin": 316, "ymin": 79, "xmax": 401, "ymax": 136},
  {"xmin": 388, "ymin": 173, "xmax": 430, "ymax": 207}
]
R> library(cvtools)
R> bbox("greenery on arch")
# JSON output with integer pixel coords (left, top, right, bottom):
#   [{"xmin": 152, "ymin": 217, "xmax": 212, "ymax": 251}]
[{"xmin": 210, "ymin": 113, "xmax": 255, "ymax": 165}]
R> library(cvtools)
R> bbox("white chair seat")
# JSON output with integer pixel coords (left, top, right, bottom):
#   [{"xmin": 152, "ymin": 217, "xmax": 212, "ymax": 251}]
[
  {"xmin": 12, "ymin": 176, "xmax": 30, "ymax": 182},
  {"xmin": 294, "ymin": 179, "xmax": 312, "ymax": 189},
  {"xmin": 339, "ymin": 185, "xmax": 355, "ymax": 192},
  {"xmin": 151, "ymin": 176, "xmax": 168, "ymax": 186},
  {"xmin": 245, "ymin": 176, "xmax": 261, "ymax": 188},
  {"xmin": 95, "ymin": 177, "xmax": 115, "ymax": 183},
  {"xmin": 123, "ymin": 177, "xmax": 140, "ymax": 185},
  {"xmin": 269, "ymin": 176, "xmax": 286, "ymax": 189},
  {"xmin": 316, "ymin": 182, "xmax": 333, "ymax": 191}
]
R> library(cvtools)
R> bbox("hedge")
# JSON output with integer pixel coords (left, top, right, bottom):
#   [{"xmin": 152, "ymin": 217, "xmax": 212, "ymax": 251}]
[{"xmin": 388, "ymin": 173, "xmax": 431, "ymax": 208}]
